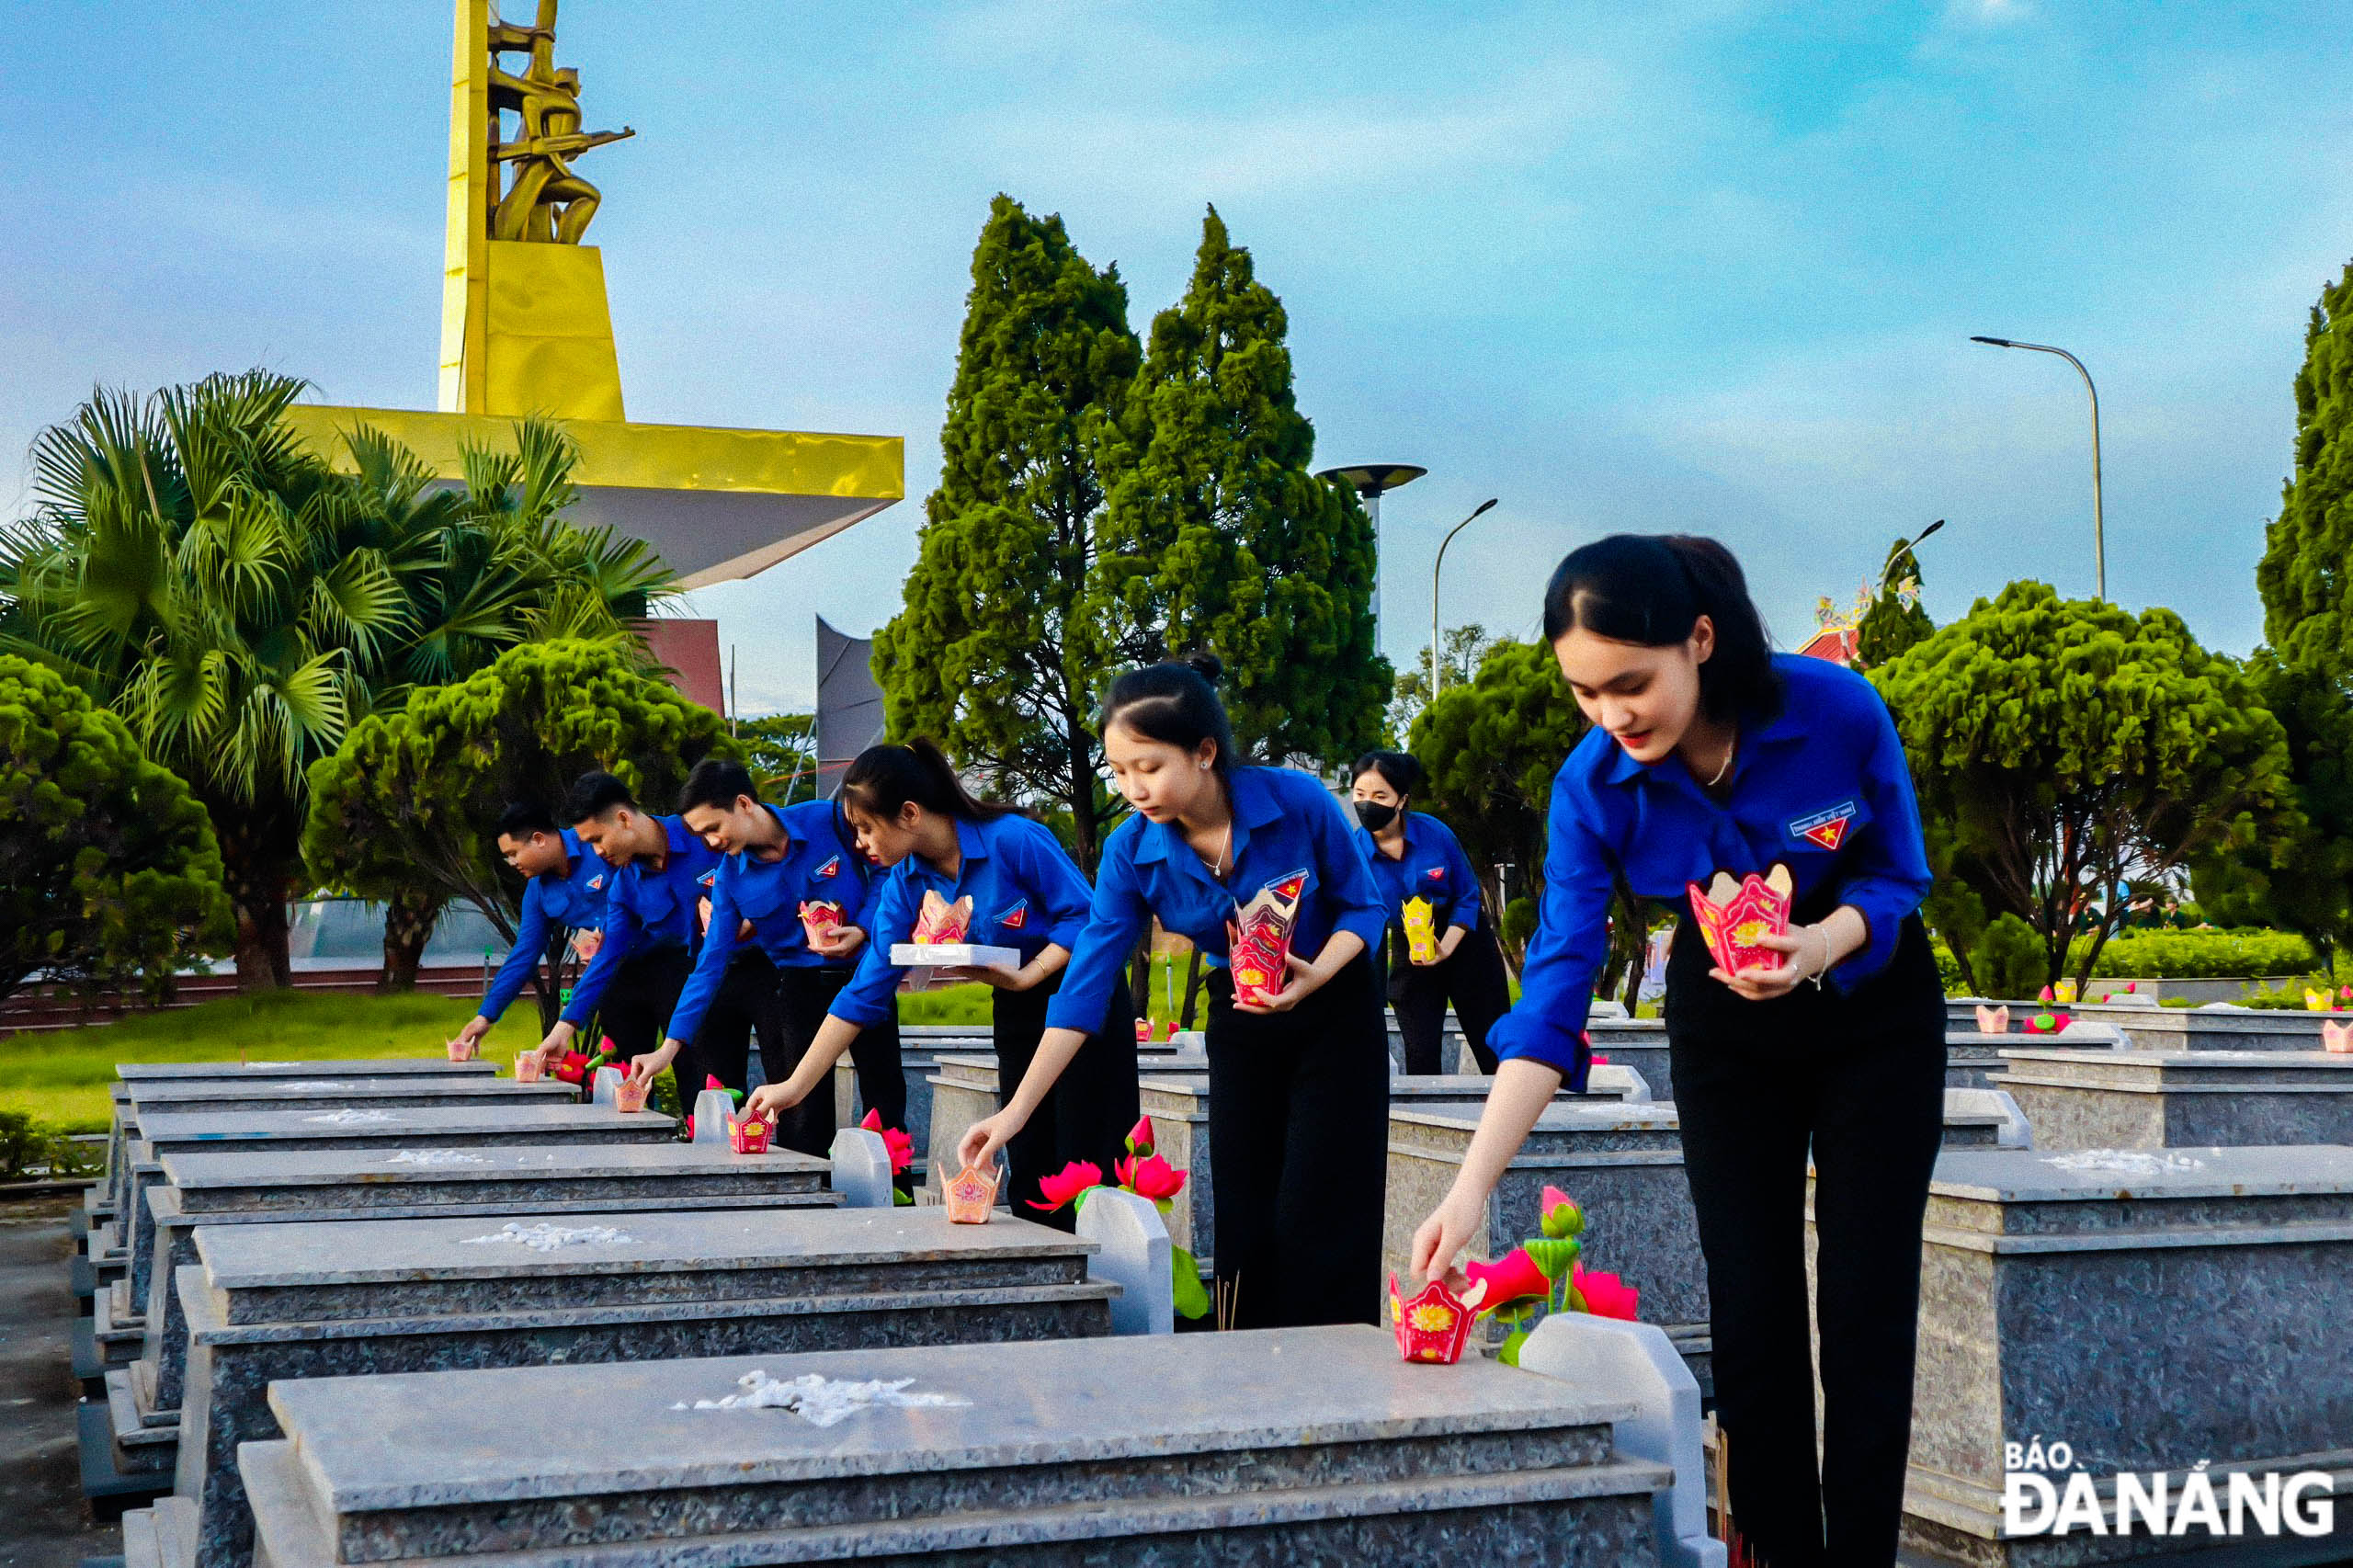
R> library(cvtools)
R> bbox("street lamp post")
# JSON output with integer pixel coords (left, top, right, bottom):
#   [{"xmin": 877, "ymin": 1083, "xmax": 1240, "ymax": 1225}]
[
  {"xmin": 1971, "ymin": 335, "xmax": 2106, "ymax": 600},
  {"xmin": 1316, "ymin": 462, "xmax": 1427, "ymax": 645},
  {"xmin": 1430, "ymin": 497, "xmax": 1498, "ymax": 697}
]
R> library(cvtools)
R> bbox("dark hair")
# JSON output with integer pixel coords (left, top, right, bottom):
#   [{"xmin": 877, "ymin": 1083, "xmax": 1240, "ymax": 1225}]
[
  {"xmin": 1540, "ymin": 534, "xmax": 1781, "ymax": 722},
  {"xmin": 1099, "ymin": 653, "xmax": 1239, "ymax": 776},
  {"xmin": 678, "ymin": 758, "xmax": 761, "ymax": 815},
  {"xmin": 561, "ymin": 769, "xmax": 637, "ymax": 824},
  {"xmin": 1351, "ymin": 750, "xmax": 1425, "ymax": 800},
  {"xmin": 840, "ymin": 739, "xmax": 1009, "ymax": 824},
  {"xmin": 494, "ymin": 800, "xmax": 557, "ymax": 841}
]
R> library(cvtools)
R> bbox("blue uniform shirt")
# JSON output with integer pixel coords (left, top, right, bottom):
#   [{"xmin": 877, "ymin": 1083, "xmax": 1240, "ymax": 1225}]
[
  {"xmin": 479, "ymin": 828, "xmax": 610, "ymax": 1023},
  {"xmin": 664, "ymin": 801, "xmax": 879, "ymax": 1047},
  {"xmin": 1491, "ymin": 653, "xmax": 1932, "ymax": 1088},
  {"xmin": 1046, "ymin": 766, "xmax": 1389, "ymax": 1034},
  {"xmin": 830, "ymin": 812, "xmax": 1094, "ymax": 1030},
  {"xmin": 560, "ymin": 815, "xmax": 722, "ymax": 1026},
  {"xmin": 1352, "ymin": 811, "xmax": 1484, "ymax": 935}
]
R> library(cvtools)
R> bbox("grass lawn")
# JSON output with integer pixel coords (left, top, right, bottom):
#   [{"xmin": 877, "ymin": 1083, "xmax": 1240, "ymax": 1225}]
[
  {"xmin": 0, "ymin": 992, "xmax": 556, "ymax": 1135},
  {"xmin": 0, "ymin": 978, "xmax": 1005, "ymax": 1135}
]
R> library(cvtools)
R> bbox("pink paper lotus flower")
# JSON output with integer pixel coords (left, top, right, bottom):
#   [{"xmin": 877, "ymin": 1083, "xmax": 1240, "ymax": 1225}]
[
  {"xmin": 1028, "ymin": 1159, "xmax": 1103, "ymax": 1212},
  {"xmin": 859, "ymin": 1108, "xmax": 913, "ymax": 1174},
  {"xmin": 2324, "ymin": 1020, "xmax": 2352, "ymax": 1054},
  {"xmin": 1975, "ymin": 1004, "xmax": 2011, "ymax": 1035},
  {"xmin": 1571, "ymin": 1262, "xmax": 1641, "ymax": 1321},
  {"xmin": 1115, "ymin": 1153, "xmax": 1186, "ymax": 1202},
  {"xmin": 1539, "ymin": 1186, "xmax": 1584, "ymax": 1239},
  {"xmin": 1458, "ymin": 1247, "xmax": 1550, "ymax": 1314}
]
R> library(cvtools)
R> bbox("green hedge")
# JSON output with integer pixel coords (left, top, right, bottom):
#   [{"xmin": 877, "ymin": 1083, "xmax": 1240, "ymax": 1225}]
[{"xmin": 2075, "ymin": 929, "xmax": 2316, "ymax": 980}]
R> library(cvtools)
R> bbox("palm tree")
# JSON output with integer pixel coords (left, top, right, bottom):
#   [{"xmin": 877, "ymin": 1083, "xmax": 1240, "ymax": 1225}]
[{"xmin": 0, "ymin": 370, "xmax": 676, "ymax": 991}]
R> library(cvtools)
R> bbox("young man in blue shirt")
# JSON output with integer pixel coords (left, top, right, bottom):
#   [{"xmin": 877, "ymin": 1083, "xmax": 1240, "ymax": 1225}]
[
  {"xmin": 622, "ymin": 759, "xmax": 903, "ymax": 1156},
  {"xmin": 525, "ymin": 771, "xmax": 721, "ymax": 1077},
  {"xmin": 448, "ymin": 801, "xmax": 610, "ymax": 1058}
]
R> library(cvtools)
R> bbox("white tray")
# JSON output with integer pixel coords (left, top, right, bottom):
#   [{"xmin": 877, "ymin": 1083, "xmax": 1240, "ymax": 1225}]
[{"xmin": 890, "ymin": 942, "xmax": 1021, "ymax": 969}]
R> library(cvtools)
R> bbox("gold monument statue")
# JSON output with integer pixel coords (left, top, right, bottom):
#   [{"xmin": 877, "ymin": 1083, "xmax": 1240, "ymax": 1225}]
[
  {"xmin": 486, "ymin": 1, "xmax": 632, "ymax": 244},
  {"xmin": 281, "ymin": 0, "xmax": 903, "ymax": 589}
]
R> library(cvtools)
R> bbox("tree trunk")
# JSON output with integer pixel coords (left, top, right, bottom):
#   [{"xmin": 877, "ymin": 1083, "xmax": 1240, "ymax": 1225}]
[
  {"xmin": 231, "ymin": 892, "xmax": 292, "ymax": 992},
  {"xmin": 532, "ymin": 925, "xmax": 572, "ymax": 1034},
  {"xmin": 379, "ymin": 888, "xmax": 445, "ymax": 993},
  {"xmin": 213, "ymin": 807, "xmax": 299, "ymax": 992}
]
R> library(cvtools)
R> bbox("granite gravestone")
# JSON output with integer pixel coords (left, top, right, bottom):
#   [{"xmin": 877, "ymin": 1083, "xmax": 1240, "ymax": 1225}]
[
  {"xmin": 172, "ymin": 1207, "xmax": 1116, "ymax": 1568},
  {"xmin": 224, "ymin": 1326, "xmax": 1671, "ymax": 1568},
  {"xmin": 1878, "ymin": 1146, "xmax": 2353, "ymax": 1566},
  {"xmin": 1998, "ymin": 1048, "xmax": 2353, "ymax": 1151},
  {"xmin": 108, "ymin": 1140, "xmax": 835, "ymax": 1490}
]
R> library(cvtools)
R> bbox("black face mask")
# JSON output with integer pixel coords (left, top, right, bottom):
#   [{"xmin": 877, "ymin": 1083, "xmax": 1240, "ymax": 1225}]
[{"xmin": 1353, "ymin": 800, "xmax": 1400, "ymax": 833}]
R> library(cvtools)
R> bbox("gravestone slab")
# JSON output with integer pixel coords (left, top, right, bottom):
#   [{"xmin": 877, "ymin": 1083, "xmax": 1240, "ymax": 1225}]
[
  {"xmin": 235, "ymin": 1325, "xmax": 1668, "ymax": 1568},
  {"xmin": 1587, "ymin": 1019, "xmax": 1675, "ymax": 1104},
  {"xmin": 1873, "ymin": 1145, "xmax": 2353, "ymax": 1567},
  {"xmin": 2053, "ymin": 1004, "xmax": 2333, "ymax": 1053},
  {"xmin": 176, "ymin": 1208, "xmax": 1114, "ymax": 1568},
  {"xmin": 125, "ymin": 1076, "xmax": 572, "ymax": 1119},
  {"xmin": 107, "ymin": 1059, "xmax": 494, "ymax": 1209},
  {"xmin": 114, "ymin": 1141, "xmax": 835, "ymax": 1482},
  {"xmin": 118, "ymin": 1105, "xmax": 673, "ymax": 1345},
  {"xmin": 1999, "ymin": 1048, "xmax": 2353, "ymax": 1152},
  {"xmin": 1074, "ymin": 1185, "xmax": 1172, "ymax": 1335}
]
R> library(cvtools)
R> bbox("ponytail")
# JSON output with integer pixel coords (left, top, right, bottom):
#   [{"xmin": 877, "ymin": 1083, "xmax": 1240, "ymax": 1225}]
[
  {"xmin": 840, "ymin": 739, "xmax": 1010, "ymax": 824},
  {"xmin": 1540, "ymin": 533, "xmax": 1782, "ymax": 723}
]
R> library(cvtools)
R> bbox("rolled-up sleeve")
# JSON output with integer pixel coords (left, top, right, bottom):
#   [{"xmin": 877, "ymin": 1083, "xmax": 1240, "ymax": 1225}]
[
  {"xmin": 1309, "ymin": 787, "xmax": 1391, "ymax": 955},
  {"xmin": 1439, "ymin": 823, "xmax": 1483, "ymax": 931},
  {"xmin": 480, "ymin": 880, "xmax": 551, "ymax": 1024},
  {"xmin": 828, "ymin": 869, "xmax": 914, "ymax": 1028},
  {"xmin": 1827, "ymin": 687, "xmax": 1933, "ymax": 989},
  {"xmin": 1011, "ymin": 819, "xmax": 1094, "ymax": 951},
  {"xmin": 1043, "ymin": 835, "xmax": 1153, "ymax": 1034},
  {"xmin": 1485, "ymin": 767, "xmax": 1613, "ymax": 1092}
]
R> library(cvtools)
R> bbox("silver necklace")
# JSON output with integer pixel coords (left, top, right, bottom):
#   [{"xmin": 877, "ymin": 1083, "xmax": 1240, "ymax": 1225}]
[{"xmin": 1703, "ymin": 734, "xmax": 1736, "ymax": 788}]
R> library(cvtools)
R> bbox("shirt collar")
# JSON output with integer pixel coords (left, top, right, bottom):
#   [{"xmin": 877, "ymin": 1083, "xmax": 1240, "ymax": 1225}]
[
  {"xmin": 1596, "ymin": 703, "xmax": 1808, "ymax": 789},
  {"xmin": 1132, "ymin": 767, "xmax": 1280, "ymax": 865},
  {"xmin": 740, "ymin": 803, "xmax": 795, "ymax": 868},
  {"xmin": 953, "ymin": 815, "xmax": 989, "ymax": 865}
]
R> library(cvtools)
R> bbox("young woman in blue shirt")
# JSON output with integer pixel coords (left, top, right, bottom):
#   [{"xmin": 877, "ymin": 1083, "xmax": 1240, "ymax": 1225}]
[
  {"xmin": 1347, "ymin": 750, "xmax": 1512, "ymax": 1075},
  {"xmin": 745, "ymin": 741, "xmax": 1139, "ymax": 1227},
  {"xmin": 623, "ymin": 759, "xmax": 902, "ymax": 1156},
  {"xmin": 955, "ymin": 655, "xmax": 1392, "ymax": 1328},
  {"xmin": 1409, "ymin": 536, "xmax": 1942, "ymax": 1568}
]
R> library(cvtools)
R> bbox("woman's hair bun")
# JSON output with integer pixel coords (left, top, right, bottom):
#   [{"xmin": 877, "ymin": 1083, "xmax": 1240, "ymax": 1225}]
[{"xmin": 1180, "ymin": 651, "xmax": 1223, "ymax": 684}]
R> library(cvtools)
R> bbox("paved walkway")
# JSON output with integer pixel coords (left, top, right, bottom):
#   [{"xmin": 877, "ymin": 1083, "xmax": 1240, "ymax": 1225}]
[{"xmin": 0, "ymin": 1194, "xmax": 118, "ymax": 1568}]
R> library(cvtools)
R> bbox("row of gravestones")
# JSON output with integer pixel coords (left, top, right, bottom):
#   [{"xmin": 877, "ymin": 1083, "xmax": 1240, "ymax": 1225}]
[
  {"xmin": 911, "ymin": 1011, "xmax": 2353, "ymax": 1564},
  {"xmin": 74, "ymin": 1053, "xmax": 1724, "ymax": 1568}
]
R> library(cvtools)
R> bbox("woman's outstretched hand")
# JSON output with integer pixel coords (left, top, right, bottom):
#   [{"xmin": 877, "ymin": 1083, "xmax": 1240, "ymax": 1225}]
[
  {"xmin": 957, "ymin": 1107, "xmax": 1025, "ymax": 1173},
  {"xmin": 1409, "ymin": 1187, "xmax": 1487, "ymax": 1283}
]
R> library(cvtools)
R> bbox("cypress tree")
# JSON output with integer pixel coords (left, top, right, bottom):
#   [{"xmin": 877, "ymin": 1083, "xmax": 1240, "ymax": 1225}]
[
  {"xmin": 1093, "ymin": 207, "xmax": 1387, "ymax": 767},
  {"xmin": 872, "ymin": 196, "xmax": 1140, "ymax": 869}
]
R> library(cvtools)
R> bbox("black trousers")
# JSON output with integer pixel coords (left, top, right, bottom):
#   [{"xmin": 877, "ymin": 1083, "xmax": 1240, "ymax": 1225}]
[
  {"xmin": 1204, "ymin": 949, "xmax": 1389, "ymax": 1329},
  {"xmin": 1666, "ymin": 905, "xmax": 1946, "ymax": 1568},
  {"xmin": 760, "ymin": 964, "xmax": 905, "ymax": 1160},
  {"xmin": 1388, "ymin": 918, "xmax": 1511, "ymax": 1075},
  {"xmin": 591, "ymin": 945, "xmax": 693, "ymax": 1064},
  {"xmin": 993, "ymin": 972, "xmax": 1142, "ymax": 1232},
  {"xmin": 673, "ymin": 949, "xmax": 777, "ymax": 1107}
]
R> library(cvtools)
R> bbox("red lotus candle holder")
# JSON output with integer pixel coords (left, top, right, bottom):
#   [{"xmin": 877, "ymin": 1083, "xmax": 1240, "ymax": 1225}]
[
  {"xmin": 1230, "ymin": 872, "xmax": 1306, "ymax": 1007},
  {"xmin": 613, "ymin": 1076, "xmax": 650, "ymax": 1113},
  {"xmin": 910, "ymin": 890, "xmax": 973, "ymax": 945},
  {"xmin": 1687, "ymin": 864, "xmax": 1793, "ymax": 974},
  {"xmin": 513, "ymin": 1055, "xmax": 543, "ymax": 1083},
  {"xmin": 726, "ymin": 1113, "xmax": 773, "ymax": 1153},
  {"xmin": 1390, "ymin": 1273, "xmax": 1475, "ymax": 1365},
  {"xmin": 798, "ymin": 900, "xmax": 845, "ymax": 946},
  {"xmin": 942, "ymin": 1164, "xmax": 998, "ymax": 1223}
]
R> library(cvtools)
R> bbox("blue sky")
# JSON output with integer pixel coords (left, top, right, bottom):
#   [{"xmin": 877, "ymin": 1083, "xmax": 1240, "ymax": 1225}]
[{"xmin": 7, "ymin": 1, "xmax": 2350, "ymax": 711}]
